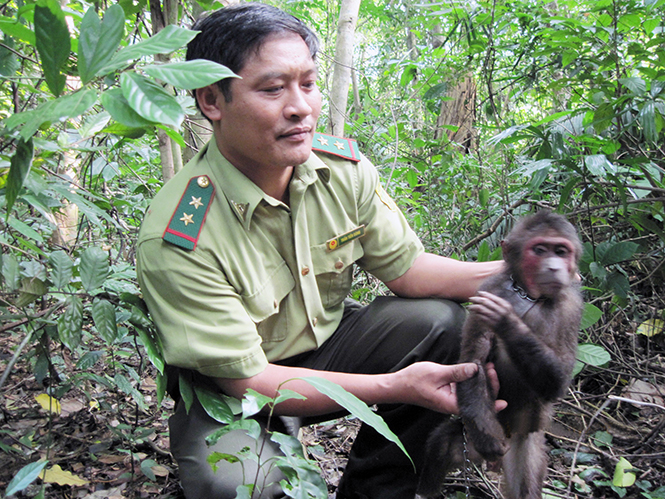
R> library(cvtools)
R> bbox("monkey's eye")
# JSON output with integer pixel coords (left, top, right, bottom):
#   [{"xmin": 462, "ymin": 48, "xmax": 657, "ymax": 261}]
[
  {"xmin": 555, "ymin": 246, "xmax": 569, "ymax": 257},
  {"xmin": 532, "ymin": 245, "xmax": 547, "ymax": 256}
]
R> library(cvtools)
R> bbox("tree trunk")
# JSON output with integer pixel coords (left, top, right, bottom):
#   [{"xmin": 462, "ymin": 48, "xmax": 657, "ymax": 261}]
[
  {"xmin": 435, "ymin": 73, "xmax": 477, "ymax": 154},
  {"xmin": 329, "ymin": 0, "xmax": 361, "ymax": 136},
  {"xmin": 150, "ymin": 0, "xmax": 181, "ymax": 183}
]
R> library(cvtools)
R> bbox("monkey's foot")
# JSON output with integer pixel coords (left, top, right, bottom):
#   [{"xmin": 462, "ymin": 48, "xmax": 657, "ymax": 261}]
[{"xmin": 464, "ymin": 419, "xmax": 507, "ymax": 461}]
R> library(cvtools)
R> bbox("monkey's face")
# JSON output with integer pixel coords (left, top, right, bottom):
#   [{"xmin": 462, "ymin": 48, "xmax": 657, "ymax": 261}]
[{"xmin": 520, "ymin": 233, "xmax": 578, "ymax": 299}]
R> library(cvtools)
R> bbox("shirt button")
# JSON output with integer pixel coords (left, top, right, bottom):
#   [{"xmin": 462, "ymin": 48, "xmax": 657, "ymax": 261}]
[
  {"xmin": 312, "ymin": 317, "xmax": 318, "ymax": 326},
  {"xmin": 334, "ymin": 260, "xmax": 344, "ymax": 270},
  {"xmin": 273, "ymin": 299, "xmax": 278, "ymax": 309},
  {"xmin": 301, "ymin": 266, "xmax": 310, "ymax": 276}
]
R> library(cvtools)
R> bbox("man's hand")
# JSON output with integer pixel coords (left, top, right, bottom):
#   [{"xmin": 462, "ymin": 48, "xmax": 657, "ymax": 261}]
[{"xmin": 389, "ymin": 361, "xmax": 507, "ymax": 415}]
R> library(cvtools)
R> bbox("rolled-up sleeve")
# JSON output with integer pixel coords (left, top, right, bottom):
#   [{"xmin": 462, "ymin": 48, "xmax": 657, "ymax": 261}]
[
  {"xmin": 353, "ymin": 155, "xmax": 424, "ymax": 282},
  {"xmin": 137, "ymin": 236, "xmax": 268, "ymax": 379}
]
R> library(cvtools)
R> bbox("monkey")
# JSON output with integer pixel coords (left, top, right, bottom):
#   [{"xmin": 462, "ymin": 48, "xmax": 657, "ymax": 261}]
[{"xmin": 417, "ymin": 211, "xmax": 583, "ymax": 499}]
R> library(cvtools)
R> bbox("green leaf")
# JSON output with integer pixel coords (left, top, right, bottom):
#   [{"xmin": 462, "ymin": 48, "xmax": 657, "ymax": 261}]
[
  {"xmin": 577, "ymin": 343, "xmax": 611, "ymax": 367},
  {"xmin": 5, "ymin": 460, "xmax": 48, "ymax": 496},
  {"xmin": 613, "ymin": 457, "xmax": 637, "ymax": 487},
  {"xmin": 57, "ymin": 295, "xmax": 83, "ymax": 351},
  {"xmin": 34, "ymin": 2, "xmax": 71, "ymax": 97},
  {"xmin": 140, "ymin": 459, "xmax": 157, "ymax": 481},
  {"xmin": 76, "ymin": 350, "xmax": 104, "ymax": 370},
  {"xmin": 5, "ymin": 138, "xmax": 34, "ymax": 216},
  {"xmin": 619, "ymin": 77, "xmax": 646, "ymax": 96},
  {"xmin": 638, "ymin": 100, "xmax": 658, "ymax": 144},
  {"xmin": 580, "ymin": 303, "xmax": 602, "ymax": 330},
  {"xmin": 156, "ymin": 124, "xmax": 186, "ymax": 148},
  {"xmin": 242, "ymin": 389, "xmax": 274, "ymax": 418},
  {"xmin": 2, "ymin": 253, "xmax": 21, "ymax": 291},
  {"xmin": 114, "ymin": 373, "xmax": 148, "ymax": 412},
  {"xmin": 143, "ymin": 60, "xmax": 238, "ymax": 90},
  {"xmin": 78, "ymin": 5, "xmax": 125, "ymax": 83},
  {"xmin": 135, "ymin": 326, "xmax": 165, "ymax": 374},
  {"xmin": 179, "ymin": 372, "xmax": 195, "ymax": 414},
  {"xmin": 101, "ymin": 88, "xmax": 157, "ymax": 128},
  {"xmin": 5, "ymin": 89, "xmax": 98, "ymax": 140},
  {"xmin": 0, "ymin": 35, "xmax": 20, "ymax": 76},
  {"xmin": 0, "ymin": 20, "xmax": 36, "ymax": 45},
  {"xmin": 194, "ymin": 385, "xmax": 234, "ymax": 424},
  {"xmin": 80, "ymin": 247, "xmax": 109, "ymax": 292},
  {"xmin": 607, "ymin": 272, "xmax": 630, "ymax": 299},
  {"xmin": 92, "ymin": 298, "xmax": 119, "ymax": 344},
  {"xmin": 120, "ymin": 72, "xmax": 185, "ymax": 127},
  {"xmin": 49, "ymin": 250, "xmax": 73, "ymax": 290},
  {"xmin": 599, "ymin": 241, "xmax": 638, "ymax": 266},
  {"xmin": 300, "ymin": 377, "xmax": 413, "ymax": 468},
  {"xmin": 109, "ymin": 25, "xmax": 200, "ymax": 67}
]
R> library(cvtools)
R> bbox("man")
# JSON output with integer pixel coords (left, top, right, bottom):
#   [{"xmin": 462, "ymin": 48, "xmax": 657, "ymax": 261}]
[{"xmin": 137, "ymin": 3, "xmax": 504, "ymax": 498}]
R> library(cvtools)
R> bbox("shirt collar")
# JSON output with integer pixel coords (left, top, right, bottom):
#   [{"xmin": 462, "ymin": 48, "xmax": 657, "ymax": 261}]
[{"xmin": 203, "ymin": 140, "xmax": 331, "ymax": 230}]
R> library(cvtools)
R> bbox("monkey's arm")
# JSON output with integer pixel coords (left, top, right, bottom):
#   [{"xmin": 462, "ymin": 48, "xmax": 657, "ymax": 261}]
[{"xmin": 468, "ymin": 291, "xmax": 570, "ymax": 401}]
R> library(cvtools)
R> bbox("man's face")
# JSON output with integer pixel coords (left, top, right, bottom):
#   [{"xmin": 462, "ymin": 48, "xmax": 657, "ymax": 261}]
[{"xmin": 213, "ymin": 33, "xmax": 322, "ymax": 177}]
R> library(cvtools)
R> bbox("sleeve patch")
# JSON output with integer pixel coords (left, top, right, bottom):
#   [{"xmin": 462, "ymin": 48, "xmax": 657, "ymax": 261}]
[
  {"xmin": 312, "ymin": 132, "xmax": 361, "ymax": 162},
  {"xmin": 163, "ymin": 175, "xmax": 215, "ymax": 251}
]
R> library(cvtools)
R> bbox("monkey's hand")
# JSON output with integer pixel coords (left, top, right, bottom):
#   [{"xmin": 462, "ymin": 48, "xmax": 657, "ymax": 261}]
[{"xmin": 467, "ymin": 290, "xmax": 520, "ymax": 332}]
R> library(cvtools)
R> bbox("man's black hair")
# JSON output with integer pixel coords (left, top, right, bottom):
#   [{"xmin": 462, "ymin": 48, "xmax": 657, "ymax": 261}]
[{"xmin": 186, "ymin": 3, "xmax": 319, "ymax": 103}]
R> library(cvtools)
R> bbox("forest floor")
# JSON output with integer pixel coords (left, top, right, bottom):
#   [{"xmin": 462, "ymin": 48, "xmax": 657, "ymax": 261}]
[{"xmin": 1, "ymin": 307, "xmax": 665, "ymax": 499}]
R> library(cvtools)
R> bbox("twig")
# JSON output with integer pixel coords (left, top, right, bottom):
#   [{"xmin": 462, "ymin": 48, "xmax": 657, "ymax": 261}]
[
  {"xmin": 0, "ymin": 329, "xmax": 34, "ymax": 391},
  {"xmin": 462, "ymin": 199, "xmax": 527, "ymax": 251}
]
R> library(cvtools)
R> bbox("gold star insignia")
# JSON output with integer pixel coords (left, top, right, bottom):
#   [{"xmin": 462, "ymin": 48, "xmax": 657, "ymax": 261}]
[
  {"xmin": 334, "ymin": 140, "xmax": 345, "ymax": 150},
  {"xmin": 180, "ymin": 212, "xmax": 194, "ymax": 226},
  {"xmin": 189, "ymin": 196, "xmax": 203, "ymax": 209},
  {"xmin": 317, "ymin": 135, "xmax": 329, "ymax": 146}
]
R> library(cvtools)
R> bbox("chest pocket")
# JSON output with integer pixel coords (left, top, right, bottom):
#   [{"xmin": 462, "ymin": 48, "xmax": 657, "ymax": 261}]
[
  {"xmin": 311, "ymin": 241, "xmax": 364, "ymax": 309},
  {"xmin": 240, "ymin": 262, "xmax": 295, "ymax": 343}
]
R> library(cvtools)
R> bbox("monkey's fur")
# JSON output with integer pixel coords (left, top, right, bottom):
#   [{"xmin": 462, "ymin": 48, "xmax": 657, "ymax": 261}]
[{"xmin": 418, "ymin": 211, "xmax": 583, "ymax": 499}]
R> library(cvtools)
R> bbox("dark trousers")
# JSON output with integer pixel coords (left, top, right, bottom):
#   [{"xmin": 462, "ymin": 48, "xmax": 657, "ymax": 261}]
[{"xmin": 169, "ymin": 296, "xmax": 465, "ymax": 499}]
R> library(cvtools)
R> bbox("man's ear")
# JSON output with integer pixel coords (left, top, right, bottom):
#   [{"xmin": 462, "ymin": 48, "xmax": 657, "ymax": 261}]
[{"xmin": 196, "ymin": 85, "xmax": 223, "ymax": 121}]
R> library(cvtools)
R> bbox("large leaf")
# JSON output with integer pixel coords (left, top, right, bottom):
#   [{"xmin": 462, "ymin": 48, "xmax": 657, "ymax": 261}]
[
  {"xmin": 5, "ymin": 460, "xmax": 48, "ymax": 496},
  {"xmin": 580, "ymin": 303, "xmax": 602, "ymax": 330},
  {"xmin": 49, "ymin": 250, "xmax": 73, "ymax": 290},
  {"xmin": 194, "ymin": 385, "xmax": 235, "ymax": 424},
  {"xmin": 80, "ymin": 247, "xmax": 109, "ymax": 292},
  {"xmin": 91, "ymin": 298, "xmax": 119, "ymax": 344},
  {"xmin": 0, "ymin": 20, "xmax": 36, "ymax": 45},
  {"xmin": 300, "ymin": 377, "xmax": 413, "ymax": 468},
  {"xmin": 108, "ymin": 25, "xmax": 200, "ymax": 67},
  {"xmin": 34, "ymin": 2, "xmax": 71, "ymax": 97},
  {"xmin": 143, "ymin": 60, "xmax": 238, "ymax": 90},
  {"xmin": 57, "ymin": 295, "xmax": 83, "ymax": 351},
  {"xmin": 78, "ymin": 5, "xmax": 125, "ymax": 83},
  {"xmin": 613, "ymin": 457, "xmax": 636, "ymax": 487},
  {"xmin": 100, "ymin": 88, "xmax": 157, "ymax": 128},
  {"xmin": 5, "ymin": 89, "xmax": 98, "ymax": 140},
  {"xmin": 135, "ymin": 325, "xmax": 165, "ymax": 374},
  {"xmin": 0, "ymin": 35, "xmax": 20, "ymax": 76},
  {"xmin": 120, "ymin": 72, "xmax": 184, "ymax": 127},
  {"xmin": 5, "ymin": 138, "xmax": 34, "ymax": 216},
  {"xmin": 598, "ymin": 241, "xmax": 639, "ymax": 266}
]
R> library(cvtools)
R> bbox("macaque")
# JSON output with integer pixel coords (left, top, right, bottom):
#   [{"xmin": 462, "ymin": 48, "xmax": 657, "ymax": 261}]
[{"xmin": 417, "ymin": 211, "xmax": 583, "ymax": 499}]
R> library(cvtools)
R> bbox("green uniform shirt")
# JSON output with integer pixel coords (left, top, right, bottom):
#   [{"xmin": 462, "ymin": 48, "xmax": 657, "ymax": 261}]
[{"xmin": 136, "ymin": 137, "xmax": 423, "ymax": 379}]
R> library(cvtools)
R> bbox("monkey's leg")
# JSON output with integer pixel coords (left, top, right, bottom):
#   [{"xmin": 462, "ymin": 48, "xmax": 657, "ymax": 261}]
[
  {"xmin": 456, "ymin": 365, "xmax": 507, "ymax": 461},
  {"xmin": 501, "ymin": 431, "xmax": 547, "ymax": 499},
  {"xmin": 417, "ymin": 420, "xmax": 468, "ymax": 497}
]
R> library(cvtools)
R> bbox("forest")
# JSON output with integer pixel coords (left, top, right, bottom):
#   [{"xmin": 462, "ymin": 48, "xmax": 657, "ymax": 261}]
[{"xmin": 0, "ymin": 0, "xmax": 664, "ymax": 497}]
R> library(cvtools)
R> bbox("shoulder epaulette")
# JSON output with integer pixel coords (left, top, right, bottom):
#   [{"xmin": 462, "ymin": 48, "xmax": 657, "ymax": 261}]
[
  {"xmin": 312, "ymin": 132, "xmax": 361, "ymax": 162},
  {"xmin": 163, "ymin": 175, "xmax": 215, "ymax": 251}
]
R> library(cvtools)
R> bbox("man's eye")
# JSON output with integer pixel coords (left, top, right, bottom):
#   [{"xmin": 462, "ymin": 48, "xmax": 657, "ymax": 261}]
[{"xmin": 263, "ymin": 86, "xmax": 283, "ymax": 93}]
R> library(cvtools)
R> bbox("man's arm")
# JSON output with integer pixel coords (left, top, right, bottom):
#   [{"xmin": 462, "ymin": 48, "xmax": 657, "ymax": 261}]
[
  {"xmin": 215, "ymin": 361, "xmax": 506, "ymax": 417},
  {"xmin": 385, "ymin": 253, "xmax": 503, "ymax": 301}
]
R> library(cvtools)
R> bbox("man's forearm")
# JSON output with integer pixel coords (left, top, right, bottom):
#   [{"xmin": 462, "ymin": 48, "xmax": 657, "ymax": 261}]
[
  {"xmin": 386, "ymin": 253, "xmax": 503, "ymax": 301},
  {"xmin": 214, "ymin": 361, "xmax": 485, "ymax": 417}
]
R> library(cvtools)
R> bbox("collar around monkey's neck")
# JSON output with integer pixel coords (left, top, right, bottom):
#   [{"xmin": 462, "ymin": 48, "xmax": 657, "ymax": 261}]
[{"xmin": 507, "ymin": 275, "xmax": 541, "ymax": 317}]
